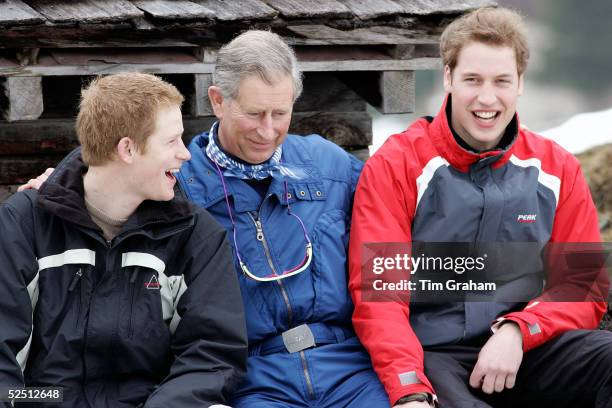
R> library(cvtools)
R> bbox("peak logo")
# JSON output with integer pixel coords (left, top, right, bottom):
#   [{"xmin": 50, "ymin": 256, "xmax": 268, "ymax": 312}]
[{"xmin": 517, "ymin": 214, "xmax": 537, "ymax": 223}]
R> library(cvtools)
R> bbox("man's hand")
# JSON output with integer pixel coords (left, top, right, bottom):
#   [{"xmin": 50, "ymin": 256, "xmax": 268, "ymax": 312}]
[
  {"xmin": 394, "ymin": 401, "xmax": 432, "ymax": 408},
  {"xmin": 469, "ymin": 322, "xmax": 523, "ymax": 394},
  {"xmin": 17, "ymin": 167, "xmax": 54, "ymax": 191}
]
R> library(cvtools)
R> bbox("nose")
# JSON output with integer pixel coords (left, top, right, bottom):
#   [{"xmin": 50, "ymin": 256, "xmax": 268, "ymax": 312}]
[
  {"xmin": 256, "ymin": 113, "xmax": 275, "ymax": 141},
  {"xmin": 177, "ymin": 139, "xmax": 191, "ymax": 162},
  {"xmin": 477, "ymin": 83, "xmax": 497, "ymax": 106}
]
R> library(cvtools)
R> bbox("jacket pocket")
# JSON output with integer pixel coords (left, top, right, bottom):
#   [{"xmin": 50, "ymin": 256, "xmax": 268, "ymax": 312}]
[{"xmin": 68, "ymin": 267, "xmax": 84, "ymax": 329}]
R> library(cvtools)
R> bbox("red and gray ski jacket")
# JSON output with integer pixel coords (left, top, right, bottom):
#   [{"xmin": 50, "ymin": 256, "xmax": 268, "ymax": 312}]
[{"xmin": 348, "ymin": 97, "xmax": 608, "ymax": 404}]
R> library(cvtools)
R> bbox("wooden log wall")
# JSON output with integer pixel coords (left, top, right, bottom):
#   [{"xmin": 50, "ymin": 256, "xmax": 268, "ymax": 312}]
[
  {"xmin": 2, "ymin": 0, "xmax": 484, "ymax": 198},
  {"xmin": 0, "ymin": 72, "xmax": 370, "ymax": 194}
]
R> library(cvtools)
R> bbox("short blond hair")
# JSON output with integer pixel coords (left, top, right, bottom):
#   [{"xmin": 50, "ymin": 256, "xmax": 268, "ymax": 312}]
[
  {"xmin": 76, "ymin": 73, "xmax": 184, "ymax": 166},
  {"xmin": 440, "ymin": 7, "xmax": 530, "ymax": 76}
]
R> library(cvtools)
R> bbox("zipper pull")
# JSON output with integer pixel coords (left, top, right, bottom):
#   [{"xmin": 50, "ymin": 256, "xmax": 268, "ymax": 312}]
[
  {"xmin": 68, "ymin": 268, "xmax": 83, "ymax": 292},
  {"xmin": 255, "ymin": 220, "xmax": 264, "ymax": 241},
  {"xmin": 130, "ymin": 269, "xmax": 139, "ymax": 284}
]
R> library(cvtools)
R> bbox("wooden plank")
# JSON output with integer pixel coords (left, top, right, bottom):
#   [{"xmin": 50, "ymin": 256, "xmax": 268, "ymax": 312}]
[
  {"xmin": 0, "ymin": 55, "xmax": 441, "ymax": 76},
  {"xmin": 290, "ymin": 111, "xmax": 372, "ymax": 146},
  {"xmin": 0, "ymin": 118, "xmax": 79, "ymax": 156},
  {"xmin": 131, "ymin": 0, "xmax": 215, "ymax": 19},
  {"xmin": 286, "ymin": 25, "xmax": 439, "ymax": 45},
  {"xmin": 0, "ymin": 154, "xmax": 65, "ymax": 184},
  {"xmin": 0, "ymin": 117, "xmax": 217, "ymax": 158},
  {"xmin": 28, "ymin": 0, "xmax": 143, "ymax": 23},
  {"xmin": 1, "ymin": 26, "xmax": 200, "ymax": 48},
  {"xmin": 0, "ymin": 111, "xmax": 369, "ymax": 179},
  {"xmin": 380, "ymin": 70, "xmax": 415, "ymax": 113},
  {"xmin": 415, "ymin": 43, "xmax": 440, "ymax": 58},
  {"xmin": 337, "ymin": 0, "xmax": 403, "ymax": 20},
  {"xmin": 266, "ymin": 0, "xmax": 351, "ymax": 19},
  {"xmin": 392, "ymin": 0, "xmax": 497, "ymax": 15},
  {"xmin": 0, "ymin": 0, "xmax": 45, "ymax": 26},
  {"xmin": 46, "ymin": 48, "xmax": 201, "ymax": 65},
  {"xmin": 194, "ymin": 47, "xmax": 217, "ymax": 63},
  {"xmin": 1, "ymin": 77, "xmax": 44, "ymax": 121},
  {"xmin": 390, "ymin": 45, "xmax": 415, "ymax": 60},
  {"xmin": 191, "ymin": 0, "xmax": 277, "ymax": 21},
  {"xmin": 190, "ymin": 74, "xmax": 213, "ymax": 116},
  {"xmin": 16, "ymin": 48, "xmax": 41, "ymax": 66},
  {"xmin": 294, "ymin": 72, "xmax": 366, "ymax": 113}
]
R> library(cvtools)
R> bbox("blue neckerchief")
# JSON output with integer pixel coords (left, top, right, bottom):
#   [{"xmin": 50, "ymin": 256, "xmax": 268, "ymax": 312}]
[{"xmin": 205, "ymin": 122, "xmax": 307, "ymax": 181}]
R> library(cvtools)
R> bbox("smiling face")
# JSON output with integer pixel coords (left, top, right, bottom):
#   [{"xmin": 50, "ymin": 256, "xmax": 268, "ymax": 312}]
[
  {"xmin": 130, "ymin": 104, "xmax": 191, "ymax": 201},
  {"xmin": 444, "ymin": 41, "xmax": 524, "ymax": 151},
  {"xmin": 209, "ymin": 74, "xmax": 294, "ymax": 164}
]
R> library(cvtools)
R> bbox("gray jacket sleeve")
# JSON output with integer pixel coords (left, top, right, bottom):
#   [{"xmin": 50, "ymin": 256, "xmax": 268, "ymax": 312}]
[{"xmin": 144, "ymin": 208, "xmax": 247, "ymax": 408}]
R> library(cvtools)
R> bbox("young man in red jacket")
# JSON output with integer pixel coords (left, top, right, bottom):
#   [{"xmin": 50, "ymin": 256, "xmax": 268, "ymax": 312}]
[{"xmin": 349, "ymin": 7, "xmax": 611, "ymax": 408}]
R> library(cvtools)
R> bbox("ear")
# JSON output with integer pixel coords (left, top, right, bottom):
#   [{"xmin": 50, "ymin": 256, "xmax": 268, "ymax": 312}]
[
  {"xmin": 443, "ymin": 65, "xmax": 453, "ymax": 93},
  {"xmin": 208, "ymin": 86, "xmax": 226, "ymax": 120},
  {"xmin": 116, "ymin": 137, "xmax": 136, "ymax": 164},
  {"xmin": 517, "ymin": 73, "xmax": 525, "ymax": 96}
]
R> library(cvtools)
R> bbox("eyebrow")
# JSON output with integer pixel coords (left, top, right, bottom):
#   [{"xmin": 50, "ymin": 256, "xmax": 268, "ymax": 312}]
[{"xmin": 460, "ymin": 72, "xmax": 514, "ymax": 78}]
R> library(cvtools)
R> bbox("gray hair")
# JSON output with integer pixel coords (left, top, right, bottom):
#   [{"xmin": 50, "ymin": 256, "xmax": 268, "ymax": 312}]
[{"xmin": 213, "ymin": 30, "xmax": 303, "ymax": 101}]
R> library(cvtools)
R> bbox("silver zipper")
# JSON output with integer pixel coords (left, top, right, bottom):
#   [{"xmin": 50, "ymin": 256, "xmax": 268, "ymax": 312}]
[
  {"xmin": 247, "ymin": 211, "xmax": 294, "ymax": 327},
  {"xmin": 247, "ymin": 199, "xmax": 313, "ymax": 398}
]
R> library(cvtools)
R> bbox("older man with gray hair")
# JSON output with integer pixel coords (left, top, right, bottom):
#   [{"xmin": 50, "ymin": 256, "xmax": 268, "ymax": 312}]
[{"xmin": 176, "ymin": 30, "xmax": 390, "ymax": 407}]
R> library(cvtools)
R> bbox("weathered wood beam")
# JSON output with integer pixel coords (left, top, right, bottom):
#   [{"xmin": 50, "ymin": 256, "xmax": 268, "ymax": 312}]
[
  {"xmin": 190, "ymin": 74, "xmax": 213, "ymax": 117},
  {"xmin": 193, "ymin": 47, "xmax": 217, "ymax": 63},
  {"xmin": 392, "ymin": 0, "xmax": 496, "ymax": 15},
  {"xmin": 286, "ymin": 25, "xmax": 440, "ymax": 45},
  {"xmin": 1, "ymin": 76, "xmax": 44, "ymax": 121},
  {"xmin": 0, "ymin": 57, "xmax": 441, "ymax": 77},
  {"xmin": 190, "ymin": 0, "xmax": 277, "ymax": 21},
  {"xmin": 1, "ymin": 24, "xmax": 440, "ymax": 49},
  {"xmin": 0, "ymin": 111, "xmax": 370, "ymax": 157},
  {"xmin": 379, "ymin": 70, "xmax": 415, "ymax": 113},
  {"xmin": 0, "ymin": 155, "xmax": 65, "ymax": 184},
  {"xmin": 0, "ymin": 0, "xmax": 45, "ymax": 26},
  {"xmin": 131, "ymin": 0, "xmax": 215, "ymax": 19},
  {"xmin": 27, "ymin": 0, "xmax": 143, "ymax": 24},
  {"xmin": 337, "ymin": 0, "xmax": 403, "ymax": 20},
  {"xmin": 0, "ymin": 118, "xmax": 79, "ymax": 156},
  {"xmin": 289, "ymin": 111, "xmax": 372, "ymax": 146},
  {"xmin": 266, "ymin": 0, "xmax": 351, "ymax": 19}
]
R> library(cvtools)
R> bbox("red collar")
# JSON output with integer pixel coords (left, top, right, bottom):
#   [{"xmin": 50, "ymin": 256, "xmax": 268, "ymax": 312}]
[{"xmin": 429, "ymin": 95, "xmax": 521, "ymax": 172}]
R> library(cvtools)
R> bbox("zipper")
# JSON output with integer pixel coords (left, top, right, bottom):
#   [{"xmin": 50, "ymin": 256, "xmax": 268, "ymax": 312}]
[
  {"xmin": 128, "ymin": 269, "xmax": 139, "ymax": 338},
  {"xmin": 300, "ymin": 350, "xmax": 316, "ymax": 399},
  {"xmin": 247, "ymin": 211, "xmax": 294, "ymax": 327},
  {"xmin": 68, "ymin": 268, "xmax": 83, "ymax": 329},
  {"xmin": 247, "ymin": 206, "xmax": 314, "ymax": 398}
]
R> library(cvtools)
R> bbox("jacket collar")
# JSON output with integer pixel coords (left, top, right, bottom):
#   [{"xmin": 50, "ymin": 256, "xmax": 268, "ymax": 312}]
[
  {"xmin": 429, "ymin": 95, "xmax": 521, "ymax": 173},
  {"xmin": 180, "ymin": 132, "xmax": 323, "ymax": 213},
  {"xmin": 38, "ymin": 148, "xmax": 194, "ymax": 237}
]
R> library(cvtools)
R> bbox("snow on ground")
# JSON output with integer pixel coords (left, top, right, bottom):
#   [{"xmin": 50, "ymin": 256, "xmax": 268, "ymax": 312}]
[{"xmin": 539, "ymin": 107, "xmax": 612, "ymax": 154}]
